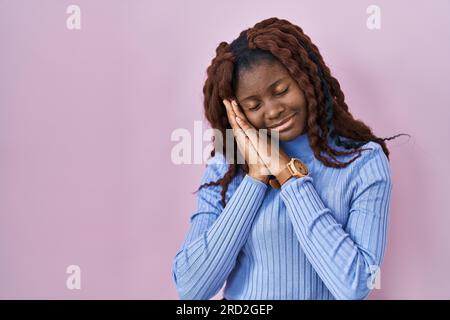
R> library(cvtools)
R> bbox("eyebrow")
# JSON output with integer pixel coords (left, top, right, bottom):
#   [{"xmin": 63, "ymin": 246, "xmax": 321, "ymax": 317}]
[{"xmin": 240, "ymin": 77, "xmax": 288, "ymax": 102}]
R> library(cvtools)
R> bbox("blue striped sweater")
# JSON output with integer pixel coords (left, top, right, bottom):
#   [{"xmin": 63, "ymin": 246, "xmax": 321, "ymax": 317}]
[{"xmin": 172, "ymin": 132, "xmax": 393, "ymax": 300}]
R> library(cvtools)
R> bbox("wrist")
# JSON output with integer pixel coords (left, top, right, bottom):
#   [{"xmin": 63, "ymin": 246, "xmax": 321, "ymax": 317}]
[
  {"xmin": 271, "ymin": 156, "xmax": 290, "ymax": 177},
  {"xmin": 248, "ymin": 173, "xmax": 270, "ymax": 184},
  {"xmin": 275, "ymin": 158, "xmax": 309, "ymax": 187}
]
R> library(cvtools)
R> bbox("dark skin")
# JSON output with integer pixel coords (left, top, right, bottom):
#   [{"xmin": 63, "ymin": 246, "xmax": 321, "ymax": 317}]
[{"xmin": 223, "ymin": 59, "xmax": 309, "ymax": 184}]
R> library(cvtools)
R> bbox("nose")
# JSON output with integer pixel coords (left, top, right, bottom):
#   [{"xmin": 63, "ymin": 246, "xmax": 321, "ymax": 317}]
[{"xmin": 265, "ymin": 103, "xmax": 286, "ymax": 123}]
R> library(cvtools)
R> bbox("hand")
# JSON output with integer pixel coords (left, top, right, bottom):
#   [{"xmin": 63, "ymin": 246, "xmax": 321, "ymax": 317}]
[
  {"xmin": 223, "ymin": 98, "xmax": 270, "ymax": 183},
  {"xmin": 227, "ymin": 99, "xmax": 291, "ymax": 177}
]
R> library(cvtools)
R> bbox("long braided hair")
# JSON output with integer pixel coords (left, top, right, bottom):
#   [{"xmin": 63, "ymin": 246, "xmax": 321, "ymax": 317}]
[{"xmin": 195, "ymin": 17, "xmax": 408, "ymax": 208}]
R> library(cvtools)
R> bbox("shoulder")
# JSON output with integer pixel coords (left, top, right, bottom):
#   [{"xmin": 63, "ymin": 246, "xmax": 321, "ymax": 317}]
[
  {"xmin": 201, "ymin": 152, "xmax": 228, "ymax": 182},
  {"xmin": 356, "ymin": 141, "xmax": 389, "ymax": 169},
  {"xmin": 326, "ymin": 136, "xmax": 388, "ymax": 167},
  {"xmin": 321, "ymin": 138, "xmax": 390, "ymax": 174},
  {"xmin": 205, "ymin": 151, "xmax": 229, "ymax": 166},
  {"xmin": 350, "ymin": 141, "xmax": 392, "ymax": 185},
  {"xmin": 201, "ymin": 152, "xmax": 244, "ymax": 185},
  {"xmin": 196, "ymin": 152, "xmax": 244, "ymax": 212},
  {"xmin": 319, "ymin": 137, "xmax": 392, "ymax": 184}
]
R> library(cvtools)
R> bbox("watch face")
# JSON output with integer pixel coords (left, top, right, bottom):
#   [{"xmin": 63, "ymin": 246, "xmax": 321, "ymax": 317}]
[{"xmin": 292, "ymin": 158, "xmax": 308, "ymax": 176}]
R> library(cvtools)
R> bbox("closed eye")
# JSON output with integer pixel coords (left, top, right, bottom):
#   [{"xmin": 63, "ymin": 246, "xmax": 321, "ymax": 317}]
[
  {"xmin": 247, "ymin": 87, "xmax": 289, "ymax": 111},
  {"xmin": 249, "ymin": 104, "xmax": 260, "ymax": 111},
  {"xmin": 275, "ymin": 87, "xmax": 289, "ymax": 96}
]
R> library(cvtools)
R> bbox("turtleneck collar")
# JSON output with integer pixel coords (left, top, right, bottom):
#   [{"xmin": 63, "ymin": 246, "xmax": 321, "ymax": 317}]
[
  {"xmin": 279, "ymin": 131, "xmax": 314, "ymax": 163},
  {"xmin": 278, "ymin": 129, "xmax": 358, "ymax": 164}
]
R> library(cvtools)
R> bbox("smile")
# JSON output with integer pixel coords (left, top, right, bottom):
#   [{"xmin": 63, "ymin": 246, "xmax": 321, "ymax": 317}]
[{"xmin": 269, "ymin": 113, "xmax": 297, "ymax": 132}]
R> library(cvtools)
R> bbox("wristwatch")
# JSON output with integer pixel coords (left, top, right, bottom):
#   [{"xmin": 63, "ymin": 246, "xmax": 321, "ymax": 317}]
[{"xmin": 268, "ymin": 158, "xmax": 309, "ymax": 189}]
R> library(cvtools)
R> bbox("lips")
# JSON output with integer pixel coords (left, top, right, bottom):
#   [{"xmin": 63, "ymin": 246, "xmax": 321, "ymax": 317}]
[{"xmin": 269, "ymin": 113, "xmax": 297, "ymax": 130}]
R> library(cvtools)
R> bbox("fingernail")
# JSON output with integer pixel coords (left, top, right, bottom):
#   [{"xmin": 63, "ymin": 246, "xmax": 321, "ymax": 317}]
[{"xmin": 235, "ymin": 116, "xmax": 241, "ymax": 122}]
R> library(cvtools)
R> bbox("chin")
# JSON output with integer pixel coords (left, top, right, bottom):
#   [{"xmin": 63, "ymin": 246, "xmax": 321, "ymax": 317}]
[{"xmin": 270, "ymin": 126, "xmax": 304, "ymax": 142}]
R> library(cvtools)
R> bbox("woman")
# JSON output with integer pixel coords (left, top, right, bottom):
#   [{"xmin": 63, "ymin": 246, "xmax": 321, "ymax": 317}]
[{"xmin": 172, "ymin": 17, "xmax": 406, "ymax": 300}]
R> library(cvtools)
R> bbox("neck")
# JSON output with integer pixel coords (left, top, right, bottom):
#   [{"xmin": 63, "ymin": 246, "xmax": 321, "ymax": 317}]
[{"xmin": 278, "ymin": 131, "xmax": 314, "ymax": 162}]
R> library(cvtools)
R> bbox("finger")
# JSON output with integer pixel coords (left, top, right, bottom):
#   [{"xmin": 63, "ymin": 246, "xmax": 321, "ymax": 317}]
[
  {"xmin": 231, "ymin": 100, "xmax": 258, "ymax": 140},
  {"xmin": 237, "ymin": 123, "xmax": 271, "ymax": 170},
  {"xmin": 231, "ymin": 100, "xmax": 265, "ymax": 157},
  {"xmin": 235, "ymin": 116, "xmax": 261, "ymax": 151},
  {"xmin": 225, "ymin": 101, "xmax": 249, "ymax": 142},
  {"xmin": 234, "ymin": 128, "xmax": 251, "ymax": 164},
  {"xmin": 227, "ymin": 100, "xmax": 269, "ymax": 173},
  {"xmin": 231, "ymin": 100, "xmax": 260, "ymax": 141},
  {"xmin": 234, "ymin": 127, "xmax": 247, "ymax": 143},
  {"xmin": 258, "ymin": 131, "xmax": 276, "ymax": 167},
  {"xmin": 235, "ymin": 128, "xmax": 260, "ymax": 167},
  {"xmin": 230, "ymin": 115, "xmax": 269, "ymax": 175},
  {"xmin": 223, "ymin": 99, "xmax": 239, "ymax": 130},
  {"xmin": 231, "ymin": 100, "xmax": 255, "ymax": 129},
  {"xmin": 224, "ymin": 99, "xmax": 252, "ymax": 159}
]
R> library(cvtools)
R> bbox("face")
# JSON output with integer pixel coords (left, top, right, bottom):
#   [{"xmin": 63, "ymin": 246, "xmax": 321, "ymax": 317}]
[{"xmin": 235, "ymin": 59, "xmax": 308, "ymax": 141}]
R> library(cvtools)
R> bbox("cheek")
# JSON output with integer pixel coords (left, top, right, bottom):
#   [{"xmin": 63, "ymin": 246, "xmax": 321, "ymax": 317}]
[
  {"xmin": 295, "ymin": 90, "xmax": 307, "ymax": 106},
  {"xmin": 245, "ymin": 113, "xmax": 264, "ymax": 128}
]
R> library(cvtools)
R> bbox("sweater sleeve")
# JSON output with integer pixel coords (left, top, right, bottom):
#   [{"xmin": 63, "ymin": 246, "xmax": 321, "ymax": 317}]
[
  {"xmin": 279, "ymin": 143, "xmax": 393, "ymax": 300},
  {"xmin": 172, "ymin": 155, "xmax": 268, "ymax": 300}
]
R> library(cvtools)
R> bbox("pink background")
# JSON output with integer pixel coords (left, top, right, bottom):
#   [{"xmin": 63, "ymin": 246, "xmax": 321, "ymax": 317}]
[{"xmin": 1, "ymin": 0, "xmax": 449, "ymax": 299}]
